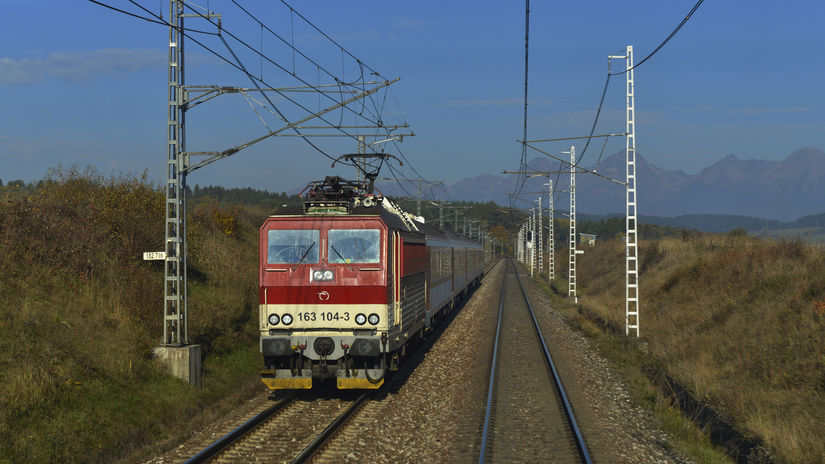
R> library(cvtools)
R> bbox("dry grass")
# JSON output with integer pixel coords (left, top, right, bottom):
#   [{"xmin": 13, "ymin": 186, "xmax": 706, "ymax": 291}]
[
  {"xmin": 565, "ymin": 234, "xmax": 825, "ymax": 463},
  {"xmin": 0, "ymin": 169, "xmax": 266, "ymax": 462}
]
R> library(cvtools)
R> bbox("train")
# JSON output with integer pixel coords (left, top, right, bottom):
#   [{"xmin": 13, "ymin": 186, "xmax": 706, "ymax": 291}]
[{"xmin": 258, "ymin": 176, "xmax": 485, "ymax": 389}]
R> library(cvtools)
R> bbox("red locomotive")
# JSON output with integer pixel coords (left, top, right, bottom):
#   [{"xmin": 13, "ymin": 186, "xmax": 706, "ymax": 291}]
[{"xmin": 259, "ymin": 175, "xmax": 484, "ymax": 389}]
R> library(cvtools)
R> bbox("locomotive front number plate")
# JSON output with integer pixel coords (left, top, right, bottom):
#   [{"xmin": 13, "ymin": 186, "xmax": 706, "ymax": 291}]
[{"xmin": 297, "ymin": 311, "xmax": 351, "ymax": 322}]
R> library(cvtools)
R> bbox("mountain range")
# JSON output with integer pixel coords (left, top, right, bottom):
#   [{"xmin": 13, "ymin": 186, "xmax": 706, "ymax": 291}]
[{"xmin": 395, "ymin": 147, "xmax": 825, "ymax": 222}]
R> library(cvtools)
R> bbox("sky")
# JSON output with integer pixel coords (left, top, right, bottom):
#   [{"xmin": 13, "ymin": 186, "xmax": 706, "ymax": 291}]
[{"xmin": 1, "ymin": 0, "xmax": 824, "ymax": 196}]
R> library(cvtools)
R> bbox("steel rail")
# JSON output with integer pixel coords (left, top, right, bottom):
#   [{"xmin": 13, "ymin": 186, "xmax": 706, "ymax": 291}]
[
  {"xmin": 183, "ymin": 393, "xmax": 297, "ymax": 464},
  {"xmin": 289, "ymin": 392, "xmax": 370, "ymax": 464},
  {"xmin": 478, "ymin": 260, "xmax": 507, "ymax": 464},
  {"xmin": 293, "ymin": 259, "xmax": 487, "ymax": 463},
  {"xmin": 513, "ymin": 263, "xmax": 592, "ymax": 464},
  {"xmin": 186, "ymin": 260, "xmax": 489, "ymax": 464}
]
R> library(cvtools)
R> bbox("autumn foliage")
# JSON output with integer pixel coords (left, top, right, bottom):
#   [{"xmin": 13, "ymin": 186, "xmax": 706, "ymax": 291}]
[{"xmin": 0, "ymin": 168, "xmax": 263, "ymax": 462}]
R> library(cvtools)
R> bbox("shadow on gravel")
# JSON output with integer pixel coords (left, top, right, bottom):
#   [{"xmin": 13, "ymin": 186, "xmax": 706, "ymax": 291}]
[
  {"xmin": 267, "ymin": 384, "xmax": 363, "ymax": 402},
  {"xmin": 377, "ymin": 280, "xmax": 482, "ymax": 399}
]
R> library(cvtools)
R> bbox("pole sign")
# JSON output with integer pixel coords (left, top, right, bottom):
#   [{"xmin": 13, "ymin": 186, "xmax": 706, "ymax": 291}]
[{"xmin": 143, "ymin": 251, "xmax": 167, "ymax": 261}]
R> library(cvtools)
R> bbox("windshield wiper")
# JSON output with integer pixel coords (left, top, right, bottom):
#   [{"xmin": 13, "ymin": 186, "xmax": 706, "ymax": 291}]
[
  {"xmin": 291, "ymin": 241, "xmax": 316, "ymax": 271},
  {"xmin": 330, "ymin": 244, "xmax": 354, "ymax": 271}
]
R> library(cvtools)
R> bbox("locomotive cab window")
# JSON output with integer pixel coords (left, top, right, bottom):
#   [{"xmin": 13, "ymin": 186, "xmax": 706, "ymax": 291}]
[
  {"xmin": 328, "ymin": 229, "xmax": 380, "ymax": 264},
  {"xmin": 267, "ymin": 229, "xmax": 319, "ymax": 264}
]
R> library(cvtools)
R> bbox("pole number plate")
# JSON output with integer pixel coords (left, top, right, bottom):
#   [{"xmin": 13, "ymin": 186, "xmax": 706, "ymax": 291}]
[{"xmin": 143, "ymin": 251, "xmax": 167, "ymax": 261}]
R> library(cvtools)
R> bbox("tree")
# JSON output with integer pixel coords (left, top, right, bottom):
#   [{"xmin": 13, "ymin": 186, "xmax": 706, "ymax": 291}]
[{"xmin": 489, "ymin": 225, "xmax": 509, "ymax": 244}]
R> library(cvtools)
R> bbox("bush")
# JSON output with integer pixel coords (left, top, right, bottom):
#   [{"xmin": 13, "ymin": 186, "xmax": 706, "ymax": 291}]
[
  {"xmin": 573, "ymin": 235, "xmax": 825, "ymax": 462},
  {"xmin": 0, "ymin": 169, "xmax": 265, "ymax": 462}
]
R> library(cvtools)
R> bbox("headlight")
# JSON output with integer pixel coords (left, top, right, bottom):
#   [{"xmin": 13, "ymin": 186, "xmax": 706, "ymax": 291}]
[
  {"xmin": 355, "ymin": 313, "xmax": 366, "ymax": 325},
  {"xmin": 311, "ymin": 269, "xmax": 334, "ymax": 281},
  {"xmin": 368, "ymin": 313, "xmax": 379, "ymax": 325},
  {"xmin": 281, "ymin": 314, "xmax": 293, "ymax": 325},
  {"xmin": 268, "ymin": 314, "xmax": 280, "ymax": 326}
]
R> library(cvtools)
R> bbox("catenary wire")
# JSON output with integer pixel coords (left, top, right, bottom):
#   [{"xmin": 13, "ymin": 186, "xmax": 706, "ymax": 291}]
[
  {"xmin": 128, "ymin": 0, "xmax": 392, "ymax": 140},
  {"xmin": 611, "ymin": 0, "xmax": 705, "ymax": 76},
  {"xmin": 147, "ymin": 2, "xmax": 359, "ymax": 164},
  {"xmin": 87, "ymin": 0, "xmax": 218, "ymax": 34},
  {"xmin": 278, "ymin": 0, "xmax": 385, "ymax": 80},
  {"xmin": 540, "ymin": 0, "xmax": 704, "ymax": 206},
  {"xmin": 178, "ymin": 2, "xmax": 387, "ymax": 128},
  {"xmin": 511, "ymin": 0, "xmax": 531, "ymax": 207},
  {"xmin": 232, "ymin": 1, "xmax": 375, "ymax": 88},
  {"xmin": 208, "ymin": 2, "xmax": 398, "ymax": 140},
  {"xmin": 93, "ymin": 0, "xmax": 437, "ymax": 203},
  {"xmin": 529, "ymin": 0, "xmax": 705, "ymax": 205},
  {"xmin": 217, "ymin": 32, "xmax": 349, "ymax": 166},
  {"xmin": 519, "ymin": 0, "xmax": 531, "ymax": 185},
  {"xmin": 126, "ymin": 0, "xmax": 389, "ymax": 164}
]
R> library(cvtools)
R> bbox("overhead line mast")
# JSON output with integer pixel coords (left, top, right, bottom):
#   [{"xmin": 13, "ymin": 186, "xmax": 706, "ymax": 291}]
[
  {"xmin": 565, "ymin": 147, "xmax": 579, "ymax": 304},
  {"xmin": 503, "ymin": 170, "xmax": 567, "ymax": 283},
  {"xmin": 157, "ymin": 1, "xmax": 410, "ymax": 383},
  {"xmin": 537, "ymin": 196, "xmax": 542, "ymax": 276},
  {"xmin": 610, "ymin": 46, "xmax": 639, "ymax": 337},
  {"xmin": 547, "ymin": 179, "xmax": 554, "ymax": 282},
  {"xmin": 505, "ymin": 0, "xmax": 702, "ymax": 335},
  {"xmin": 163, "ymin": 0, "xmax": 210, "ymax": 347}
]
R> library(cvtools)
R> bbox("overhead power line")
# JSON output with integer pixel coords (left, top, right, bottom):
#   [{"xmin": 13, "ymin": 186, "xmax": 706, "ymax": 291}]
[
  {"xmin": 611, "ymin": 0, "xmax": 706, "ymax": 76},
  {"xmin": 520, "ymin": 0, "xmax": 531, "ymax": 178},
  {"xmin": 87, "ymin": 0, "xmax": 217, "ymax": 34},
  {"xmin": 177, "ymin": 2, "xmax": 386, "ymax": 128},
  {"xmin": 510, "ymin": 0, "xmax": 531, "ymax": 207},
  {"xmin": 225, "ymin": 0, "xmax": 427, "ymax": 189},
  {"xmin": 95, "ymin": 0, "xmax": 411, "ymax": 168},
  {"xmin": 531, "ymin": 0, "xmax": 705, "ymax": 204},
  {"xmin": 278, "ymin": 0, "xmax": 385, "ymax": 79}
]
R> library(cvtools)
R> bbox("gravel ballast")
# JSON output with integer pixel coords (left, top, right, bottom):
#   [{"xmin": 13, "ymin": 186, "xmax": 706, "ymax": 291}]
[{"xmin": 145, "ymin": 259, "xmax": 693, "ymax": 463}]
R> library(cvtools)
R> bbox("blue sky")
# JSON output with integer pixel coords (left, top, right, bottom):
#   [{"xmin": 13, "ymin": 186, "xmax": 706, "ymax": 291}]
[{"xmin": 1, "ymin": 0, "xmax": 824, "ymax": 195}]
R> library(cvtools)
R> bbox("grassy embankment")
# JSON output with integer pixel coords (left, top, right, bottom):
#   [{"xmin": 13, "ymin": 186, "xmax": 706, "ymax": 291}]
[
  {"xmin": 540, "ymin": 233, "xmax": 825, "ymax": 463},
  {"xmin": 0, "ymin": 170, "xmax": 268, "ymax": 463}
]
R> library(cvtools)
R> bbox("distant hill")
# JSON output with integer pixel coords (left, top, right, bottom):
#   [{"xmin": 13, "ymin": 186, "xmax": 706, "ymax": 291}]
[{"xmin": 391, "ymin": 147, "xmax": 825, "ymax": 223}]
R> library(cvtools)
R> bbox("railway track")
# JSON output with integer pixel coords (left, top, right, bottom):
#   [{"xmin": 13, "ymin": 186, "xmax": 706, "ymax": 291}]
[
  {"xmin": 182, "ymin": 391, "xmax": 368, "ymax": 464},
  {"xmin": 181, "ymin": 262, "xmax": 497, "ymax": 464},
  {"xmin": 478, "ymin": 258, "xmax": 591, "ymax": 463}
]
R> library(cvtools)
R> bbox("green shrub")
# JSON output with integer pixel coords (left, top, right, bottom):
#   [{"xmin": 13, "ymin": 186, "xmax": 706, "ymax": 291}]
[
  {"xmin": 0, "ymin": 169, "xmax": 265, "ymax": 462},
  {"xmin": 573, "ymin": 235, "xmax": 825, "ymax": 462}
]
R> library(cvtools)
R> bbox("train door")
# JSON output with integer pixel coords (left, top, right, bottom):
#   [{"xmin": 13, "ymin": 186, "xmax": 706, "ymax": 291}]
[
  {"xmin": 390, "ymin": 231, "xmax": 401, "ymax": 331},
  {"xmin": 450, "ymin": 247, "xmax": 455, "ymax": 294},
  {"xmin": 425, "ymin": 246, "xmax": 431, "ymax": 313}
]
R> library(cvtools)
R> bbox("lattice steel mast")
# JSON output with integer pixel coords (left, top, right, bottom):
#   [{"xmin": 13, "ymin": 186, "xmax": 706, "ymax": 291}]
[
  {"xmin": 528, "ymin": 208, "xmax": 534, "ymax": 276},
  {"xmin": 163, "ymin": 0, "xmax": 181, "ymax": 345},
  {"xmin": 537, "ymin": 196, "xmax": 543, "ymax": 275},
  {"xmin": 547, "ymin": 179, "xmax": 554, "ymax": 282},
  {"xmin": 611, "ymin": 46, "xmax": 639, "ymax": 336},
  {"xmin": 161, "ymin": 0, "xmax": 402, "ymax": 347},
  {"xmin": 566, "ymin": 146, "xmax": 578, "ymax": 303},
  {"xmin": 164, "ymin": 1, "xmax": 184, "ymax": 345}
]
